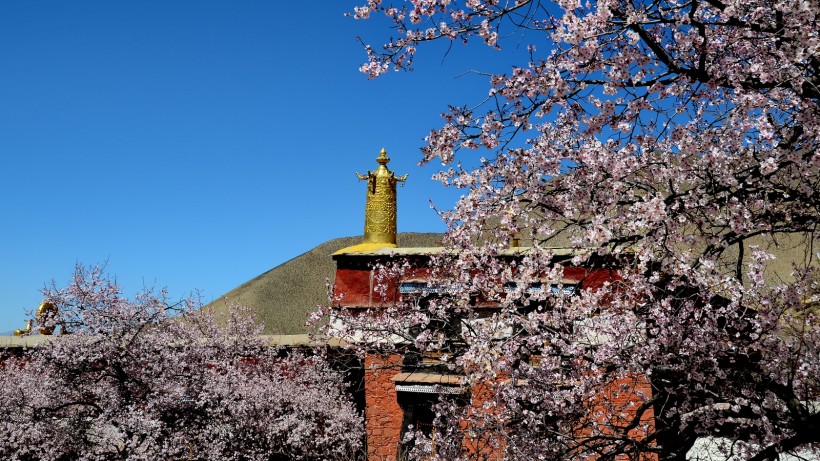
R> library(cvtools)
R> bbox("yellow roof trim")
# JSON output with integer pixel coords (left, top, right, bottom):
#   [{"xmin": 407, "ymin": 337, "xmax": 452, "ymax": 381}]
[{"xmin": 333, "ymin": 242, "xmax": 398, "ymax": 255}]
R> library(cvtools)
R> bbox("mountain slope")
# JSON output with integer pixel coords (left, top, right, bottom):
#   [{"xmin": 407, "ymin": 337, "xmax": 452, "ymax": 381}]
[{"xmin": 204, "ymin": 233, "xmax": 443, "ymax": 335}]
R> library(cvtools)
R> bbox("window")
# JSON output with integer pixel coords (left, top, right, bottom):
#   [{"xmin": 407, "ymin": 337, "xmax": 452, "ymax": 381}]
[
  {"xmin": 397, "ymin": 391, "xmax": 437, "ymax": 460},
  {"xmin": 503, "ymin": 282, "xmax": 578, "ymax": 295},
  {"xmin": 396, "ymin": 387, "xmax": 463, "ymax": 460}
]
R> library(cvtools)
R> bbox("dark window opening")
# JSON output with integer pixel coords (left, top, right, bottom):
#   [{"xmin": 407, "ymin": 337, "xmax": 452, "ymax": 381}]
[{"xmin": 397, "ymin": 392, "xmax": 439, "ymax": 461}]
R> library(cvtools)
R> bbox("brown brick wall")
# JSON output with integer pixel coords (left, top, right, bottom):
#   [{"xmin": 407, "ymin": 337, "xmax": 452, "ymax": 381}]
[
  {"xmin": 364, "ymin": 353, "xmax": 404, "ymax": 460},
  {"xmin": 464, "ymin": 380, "xmax": 506, "ymax": 460},
  {"xmin": 585, "ymin": 374, "xmax": 658, "ymax": 461}
]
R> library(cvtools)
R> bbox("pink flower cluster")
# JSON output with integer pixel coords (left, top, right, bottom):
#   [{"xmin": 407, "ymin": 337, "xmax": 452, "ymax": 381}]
[
  {"xmin": 1, "ymin": 265, "xmax": 363, "ymax": 460},
  {"xmin": 348, "ymin": 0, "xmax": 820, "ymax": 458}
]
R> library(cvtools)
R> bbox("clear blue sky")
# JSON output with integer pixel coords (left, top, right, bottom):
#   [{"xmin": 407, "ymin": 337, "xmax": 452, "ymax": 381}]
[{"xmin": 0, "ymin": 1, "xmax": 525, "ymax": 331}]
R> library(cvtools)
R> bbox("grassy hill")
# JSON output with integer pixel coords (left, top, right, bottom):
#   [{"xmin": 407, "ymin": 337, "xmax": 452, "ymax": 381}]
[{"xmin": 204, "ymin": 233, "xmax": 444, "ymax": 335}]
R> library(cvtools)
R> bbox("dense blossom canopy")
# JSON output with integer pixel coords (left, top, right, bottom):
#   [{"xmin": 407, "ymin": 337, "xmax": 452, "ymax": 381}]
[
  {"xmin": 345, "ymin": 0, "xmax": 820, "ymax": 459},
  {"xmin": 0, "ymin": 265, "xmax": 363, "ymax": 461}
]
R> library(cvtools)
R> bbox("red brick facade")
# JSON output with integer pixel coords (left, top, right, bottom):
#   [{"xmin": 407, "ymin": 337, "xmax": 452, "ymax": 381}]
[
  {"xmin": 364, "ymin": 353, "xmax": 405, "ymax": 460},
  {"xmin": 332, "ymin": 248, "xmax": 654, "ymax": 460}
]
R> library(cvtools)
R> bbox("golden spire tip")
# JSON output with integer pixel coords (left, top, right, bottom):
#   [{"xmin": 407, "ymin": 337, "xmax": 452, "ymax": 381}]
[{"xmin": 377, "ymin": 148, "xmax": 390, "ymax": 165}]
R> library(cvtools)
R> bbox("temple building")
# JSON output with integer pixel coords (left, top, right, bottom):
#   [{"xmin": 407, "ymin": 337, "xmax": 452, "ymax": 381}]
[
  {"xmin": 4, "ymin": 148, "xmax": 816, "ymax": 461},
  {"xmin": 329, "ymin": 150, "xmax": 642, "ymax": 460}
]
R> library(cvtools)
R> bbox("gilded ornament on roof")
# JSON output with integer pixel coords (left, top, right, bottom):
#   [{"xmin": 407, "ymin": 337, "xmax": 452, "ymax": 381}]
[{"xmin": 356, "ymin": 148, "xmax": 407, "ymax": 245}]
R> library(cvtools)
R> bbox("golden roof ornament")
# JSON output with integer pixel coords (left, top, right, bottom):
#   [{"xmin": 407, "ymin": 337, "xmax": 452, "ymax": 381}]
[
  {"xmin": 355, "ymin": 148, "xmax": 408, "ymax": 246},
  {"xmin": 14, "ymin": 300, "xmax": 60, "ymax": 336},
  {"xmin": 13, "ymin": 320, "xmax": 32, "ymax": 337}
]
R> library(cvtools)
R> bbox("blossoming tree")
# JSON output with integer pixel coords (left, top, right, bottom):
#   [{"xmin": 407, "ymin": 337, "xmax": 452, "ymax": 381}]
[
  {"xmin": 346, "ymin": 0, "xmax": 820, "ymax": 459},
  {"xmin": 0, "ymin": 265, "xmax": 363, "ymax": 461}
]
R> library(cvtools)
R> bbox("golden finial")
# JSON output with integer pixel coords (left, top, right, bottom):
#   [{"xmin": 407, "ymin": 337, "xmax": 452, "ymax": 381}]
[
  {"xmin": 376, "ymin": 148, "xmax": 390, "ymax": 165},
  {"xmin": 354, "ymin": 148, "xmax": 408, "ymax": 246}
]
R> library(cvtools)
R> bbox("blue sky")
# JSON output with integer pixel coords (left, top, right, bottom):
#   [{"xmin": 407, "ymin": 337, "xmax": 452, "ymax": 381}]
[{"xmin": 0, "ymin": 1, "xmax": 529, "ymax": 331}]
